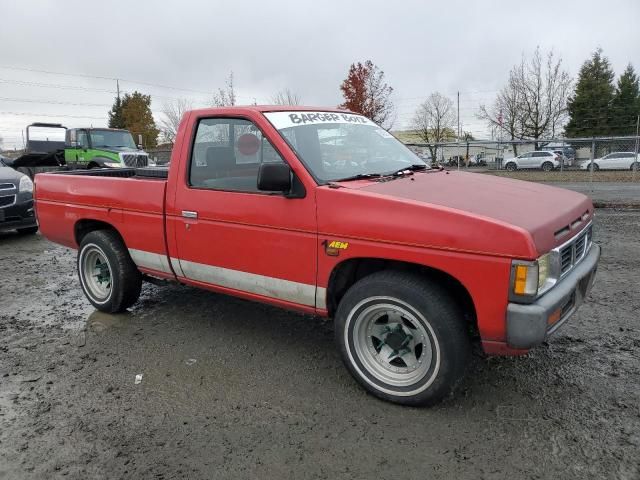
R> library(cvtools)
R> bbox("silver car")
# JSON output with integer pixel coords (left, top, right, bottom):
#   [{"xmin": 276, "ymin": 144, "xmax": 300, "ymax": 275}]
[
  {"xmin": 578, "ymin": 152, "xmax": 640, "ymax": 171},
  {"xmin": 504, "ymin": 151, "xmax": 560, "ymax": 171}
]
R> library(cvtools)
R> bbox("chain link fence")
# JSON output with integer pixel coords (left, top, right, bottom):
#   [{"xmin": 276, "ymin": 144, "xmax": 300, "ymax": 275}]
[
  {"xmin": 148, "ymin": 136, "xmax": 640, "ymax": 188},
  {"xmin": 405, "ymin": 136, "xmax": 640, "ymax": 184}
]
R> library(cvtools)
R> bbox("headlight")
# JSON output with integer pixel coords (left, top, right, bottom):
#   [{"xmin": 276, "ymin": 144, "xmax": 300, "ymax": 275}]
[
  {"xmin": 512, "ymin": 252, "xmax": 559, "ymax": 298},
  {"xmin": 103, "ymin": 162, "xmax": 123, "ymax": 168},
  {"xmin": 19, "ymin": 175, "xmax": 33, "ymax": 193}
]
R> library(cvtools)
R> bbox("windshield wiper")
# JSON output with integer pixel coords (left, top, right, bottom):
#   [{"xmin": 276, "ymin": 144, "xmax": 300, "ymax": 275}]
[
  {"xmin": 333, "ymin": 173, "xmax": 383, "ymax": 182},
  {"xmin": 385, "ymin": 164, "xmax": 429, "ymax": 176}
]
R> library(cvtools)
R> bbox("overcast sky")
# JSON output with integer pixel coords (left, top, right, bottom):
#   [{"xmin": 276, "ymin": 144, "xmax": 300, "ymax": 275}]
[{"xmin": 1, "ymin": 0, "xmax": 638, "ymax": 149}]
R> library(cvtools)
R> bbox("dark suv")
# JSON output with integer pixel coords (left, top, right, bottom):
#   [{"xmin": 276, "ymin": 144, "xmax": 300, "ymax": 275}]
[{"xmin": 0, "ymin": 156, "xmax": 38, "ymax": 234}]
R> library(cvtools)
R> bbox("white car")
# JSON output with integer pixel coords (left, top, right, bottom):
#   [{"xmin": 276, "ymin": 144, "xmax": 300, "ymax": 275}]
[
  {"xmin": 504, "ymin": 151, "xmax": 560, "ymax": 171},
  {"xmin": 577, "ymin": 152, "xmax": 640, "ymax": 171}
]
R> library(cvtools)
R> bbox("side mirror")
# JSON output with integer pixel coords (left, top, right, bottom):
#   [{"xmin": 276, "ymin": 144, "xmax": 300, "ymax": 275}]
[{"xmin": 257, "ymin": 163, "xmax": 291, "ymax": 193}]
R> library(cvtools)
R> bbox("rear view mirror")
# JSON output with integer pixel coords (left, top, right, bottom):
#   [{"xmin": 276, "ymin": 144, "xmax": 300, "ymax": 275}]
[{"xmin": 257, "ymin": 163, "xmax": 291, "ymax": 193}]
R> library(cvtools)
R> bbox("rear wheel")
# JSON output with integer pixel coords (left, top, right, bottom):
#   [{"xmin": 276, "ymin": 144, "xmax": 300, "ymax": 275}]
[
  {"xmin": 541, "ymin": 161, "xmax": 554, "ymax": 172},
  {"xmin": 505, "ymin": 162, "xmax": 517, "ymax": 171},
  {"xmin": 631, "ymin": 162, "xmax": 639, "ymax": 172},
  {"xmin": 335, "ymin": 271, "xmax": 470, "ymax": 406},
  {"xmin": 77, "ymin": 230, "xmax": 141, "ymax": 313}
]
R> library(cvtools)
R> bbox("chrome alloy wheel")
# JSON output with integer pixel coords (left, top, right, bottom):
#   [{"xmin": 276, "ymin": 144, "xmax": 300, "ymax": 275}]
[
  {"xmin": 81, "ymin": 245, "xmax": 113, "ymax": 302},
  {"xmin": 350, "ymin": 299, "xmax": 438, "ymax": 390}
]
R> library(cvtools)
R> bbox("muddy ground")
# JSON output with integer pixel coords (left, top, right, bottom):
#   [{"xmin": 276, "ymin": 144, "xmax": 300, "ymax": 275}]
[{"xmin": 1, "ymin": 209, "xmax": 639, "ymax": 479}]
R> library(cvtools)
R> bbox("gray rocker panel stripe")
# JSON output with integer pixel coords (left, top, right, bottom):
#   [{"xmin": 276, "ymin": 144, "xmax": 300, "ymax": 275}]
[{"xmin": 128, "ymin": 248, "xmax": 326, "ymax": 308}]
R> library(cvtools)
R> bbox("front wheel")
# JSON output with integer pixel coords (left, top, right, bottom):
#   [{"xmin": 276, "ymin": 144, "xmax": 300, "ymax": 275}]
[
  {"xmin": 631, "ymin": 162, "xmax": 639, "ymax": 172},
  {"xmin": 335, "ymin": 271, "xmax": 470, "ymax": 406},
  {"xmin": 505, "ymin": 162, "xmax": 517, "ymax": 171},
  {"xmin": 78, "ymin": 230, "xmax": 142, "ymax": 313}
]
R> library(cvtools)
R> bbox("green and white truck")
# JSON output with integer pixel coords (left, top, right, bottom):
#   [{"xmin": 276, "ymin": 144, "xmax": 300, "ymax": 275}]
[{"xmin": 9, "ymin": 123, "xmax": 150, "ymax": 178}]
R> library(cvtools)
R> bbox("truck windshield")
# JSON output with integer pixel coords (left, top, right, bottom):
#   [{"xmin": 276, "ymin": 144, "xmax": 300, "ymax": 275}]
[
  {"xmin": 264, "ymin": 111, "xmax": 427, "ymax": 183},
  {"xmin": 89, "ymin": 130, "xmax": 136, "ymax": 149}
]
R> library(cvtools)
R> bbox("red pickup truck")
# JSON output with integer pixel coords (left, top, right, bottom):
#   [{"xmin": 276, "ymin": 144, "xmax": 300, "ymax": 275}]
[{"xmin": 35, "ymin": 106, "xmax": 600, "ymax": 406}]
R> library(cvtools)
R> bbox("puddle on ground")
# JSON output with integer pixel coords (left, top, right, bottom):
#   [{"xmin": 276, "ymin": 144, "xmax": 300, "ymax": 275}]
[{"xmin": 86, "ymin": 310, "xmax": 131, "ymax": 333}]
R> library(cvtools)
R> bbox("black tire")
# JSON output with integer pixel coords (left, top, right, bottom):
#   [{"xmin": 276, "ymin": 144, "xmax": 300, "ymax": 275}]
[
  {"xmin": 541, "ymin": 161, "xmax": 554, "ymax": 172},
  {"xmin": 590, "ymin": 163, "xmax": 599, "ymax": 172},
  {"xmin": 631, "ymin": 162, "xmax": 639, "ymax": 172},
  {"xmin": 505, "ymin": 162, "xmax": 517, "ymax": 171},
  {"xmin": 17, "ymin": 226, "xmax": 38, "ymax": 235},
  {"xmin": 335, "ymin": 271, "xmax": 471, "ymax": 406},
  {"xmin": 77, "ymin": 230, "xmax": 142, "ymax": 313}
]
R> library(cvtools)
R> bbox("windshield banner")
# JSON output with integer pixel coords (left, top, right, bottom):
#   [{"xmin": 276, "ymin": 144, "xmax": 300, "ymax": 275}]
[{"xmin": 265, "ymin": 111, "xmax": 376, "ymax": 130}]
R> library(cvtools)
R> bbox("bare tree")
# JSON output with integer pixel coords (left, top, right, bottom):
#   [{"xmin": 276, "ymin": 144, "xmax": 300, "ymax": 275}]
[
  {"xmin": 159, "ymin": 98, "xmax": 193, "ymax": 144},
  {"xmin": 412, "ymin": 92, "xmax": 457, "ymax": 162},
  {"xmin": 270, "ymin": 88, "xmax": 302, "ymax": 105},
  {"xmin": 516, "ymin": 47, "xmax": 572, "ymax": 144},
  {"xmin": 478, "ymin": 70, "xmax": 523, "ymax": 154},
  {"xmin": 212, "ymin": 72, "xmax": 237, "ymax": 107},
  {"xmin": 478, "ymin": 47, "xmax": 571, "ymax": 149}
]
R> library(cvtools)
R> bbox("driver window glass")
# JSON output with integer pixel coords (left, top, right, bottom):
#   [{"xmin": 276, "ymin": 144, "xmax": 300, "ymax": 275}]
[
  {"xmin": 190, "ymin": 118, "xmax": 285, "ymax": 192},
  {"xmin": 77, "ymin": 131, "xmax": 88, "ymax": 148}
]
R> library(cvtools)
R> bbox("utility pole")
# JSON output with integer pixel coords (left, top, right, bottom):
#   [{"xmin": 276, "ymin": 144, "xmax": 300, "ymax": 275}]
[
  {"xmin": 457, "ymin": 91, "xmax": 460, "ymax": 139},
  {"xmin": 457, "ymin": 91, "xmax": 460, "ymax": 171},
  {"xmin": 633, "ymin": 115, "xmax": 639, "ymax": 182}
]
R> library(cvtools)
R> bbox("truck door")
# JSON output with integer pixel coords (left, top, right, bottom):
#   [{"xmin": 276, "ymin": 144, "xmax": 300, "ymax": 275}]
[
  {"xmin": 65, "ymin": 129, "xmax": 80, "ymax": 168},
  {"xmin": 170, "ymin": 116, "xmax": 320, "ymax": 310},
  {"xmin": 66, "ymin": 129, "xmax": 90, "ymax": 167}
]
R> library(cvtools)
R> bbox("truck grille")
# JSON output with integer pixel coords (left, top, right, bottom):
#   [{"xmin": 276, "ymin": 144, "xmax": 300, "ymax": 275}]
[
  {"xmin": 559, "ymin": 224, "xmax": 592, "ymax": 276},
  {"xmin": 121, "ymin": 154, "xmax": 149, "ymax": 168},
  {"xmin": 0, "ymin": 194, "xmax": 16, "ymax": 208},
  {"xmin": 0, "ymin": 183, "xmax": 15, "ymax": 191}
]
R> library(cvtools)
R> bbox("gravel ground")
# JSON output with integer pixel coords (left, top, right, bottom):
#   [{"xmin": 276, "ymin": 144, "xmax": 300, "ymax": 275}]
[{"xmin": 1, "ymin": 209, "xmax": 639, "ymax": 479}]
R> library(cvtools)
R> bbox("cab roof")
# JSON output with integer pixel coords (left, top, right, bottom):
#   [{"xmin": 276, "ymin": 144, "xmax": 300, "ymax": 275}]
[{"xmin": 189, "ymin": 105, "xmax": 353, "ymax": 115}]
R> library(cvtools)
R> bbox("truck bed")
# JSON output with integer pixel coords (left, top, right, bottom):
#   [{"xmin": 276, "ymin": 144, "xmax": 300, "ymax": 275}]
[{"xmin": 35, "ymin": 167, "xmax": 173, "ymax": 278}]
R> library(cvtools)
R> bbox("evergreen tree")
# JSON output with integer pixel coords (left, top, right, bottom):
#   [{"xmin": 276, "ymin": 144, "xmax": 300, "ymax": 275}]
[
  {"xmin": 119, "ymin": 91, "xmax": 159, "ymax": 148},
  {"xmin": 565, "ymin": 49, "xmax": 615, "ymax": 137},
  {"xmin": 611, "ymin": 64, "xmax": 640, "ymax": 135},
  {"xmin": 108, "ymin": 96, "xmax": 125, "ymax": 129}
]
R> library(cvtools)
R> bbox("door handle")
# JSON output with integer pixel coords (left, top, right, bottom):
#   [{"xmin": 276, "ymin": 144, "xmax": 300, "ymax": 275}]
[{"xmin": 181, "ymin": 210, "xmax": 198, "ymax": 219}]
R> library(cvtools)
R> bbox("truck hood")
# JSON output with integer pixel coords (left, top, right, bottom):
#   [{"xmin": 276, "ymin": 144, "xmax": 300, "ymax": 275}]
[
  {"xmin": 319, "ymin": 170, "xmax": 593, "ymax": 257},
  {"xmin": 99, "ymin": 147, "xmax": 146, "ymax": 154}
]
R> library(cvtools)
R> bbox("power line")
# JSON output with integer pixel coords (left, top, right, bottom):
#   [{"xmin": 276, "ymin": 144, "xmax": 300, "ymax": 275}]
[
  {"xmin": 0, "ymin": 65, "xmax": 270, "ymax": 102},
  {"xmin": 0, "ymin": 64, "xmax": 213, "ymax": 95},
  {"xmin": 0, "ymin": 96, "xmax": 111, "ymax": 107},
  {"xmin": 0, "ymin": 111, "xmax": 105, "ymax": 120},
  {"xmin": 0, "ymin": 78, "xmax": 116, "ymax": 93}
]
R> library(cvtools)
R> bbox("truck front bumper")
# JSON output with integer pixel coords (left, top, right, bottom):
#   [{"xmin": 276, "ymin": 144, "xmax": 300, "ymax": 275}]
[{"xmin": 506, "ymin": 243, "xmax": 601, "ymax": 349}]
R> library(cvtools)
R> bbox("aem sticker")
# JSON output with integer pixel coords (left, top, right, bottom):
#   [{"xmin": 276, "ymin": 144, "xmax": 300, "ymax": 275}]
[
  {"xmin": 324, "ymin": 240, "xmax": 349, "ymax": 256},
  {"xmin": 265, "ymin": 111, "xmax": 376, "ymax": 130}
]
